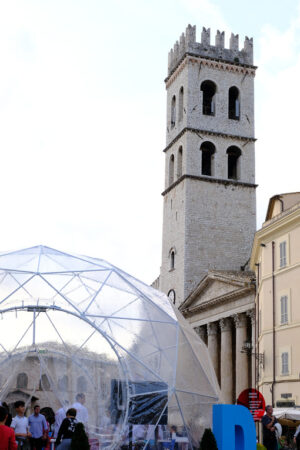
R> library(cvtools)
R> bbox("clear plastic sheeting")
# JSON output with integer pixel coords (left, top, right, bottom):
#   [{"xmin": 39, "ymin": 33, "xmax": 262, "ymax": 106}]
[{"xmin": 0, "ymin": 245, "xmax": 220, "ymax": 449}]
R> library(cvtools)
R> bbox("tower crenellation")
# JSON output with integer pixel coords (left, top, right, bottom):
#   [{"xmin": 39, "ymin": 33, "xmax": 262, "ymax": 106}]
[
  {"xmin": 229, "ymin": 33, "xmax": 239, "ymax": 51},
  {"xmin": 167, "ymin": 25, "xmax": 254, "ymax": 76},
  {"xmin": 201, "ymin": 27, "xmax": 211, "ymax": 47},
  {"xmin": 215, "ymin": 30, "xmax": 225, "ymax": 48}
]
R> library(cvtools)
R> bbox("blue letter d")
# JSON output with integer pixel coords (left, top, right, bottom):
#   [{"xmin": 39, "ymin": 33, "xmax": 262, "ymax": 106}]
[{"xmin": 213, "ymin": 404, "xmax": 256, "ymax": 450}]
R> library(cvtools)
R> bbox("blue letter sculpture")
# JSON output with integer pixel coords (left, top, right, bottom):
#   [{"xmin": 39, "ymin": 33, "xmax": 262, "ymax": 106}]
[{"xmin": 213, "ymin": 404, "xmax": 256, "ymax": 450}]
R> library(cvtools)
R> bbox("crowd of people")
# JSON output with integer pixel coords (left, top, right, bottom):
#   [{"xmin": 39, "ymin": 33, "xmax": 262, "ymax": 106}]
[
  {"xmin": 261, "ymin": 405, "xmax": 300, "ymax": 450},
  {"xmin": 1, "ymin": 395, "xmax": 189, "ymax": 450},
  {"xmin": 0, "ymin": 393, "xmax": 90, "ymax": 450}
]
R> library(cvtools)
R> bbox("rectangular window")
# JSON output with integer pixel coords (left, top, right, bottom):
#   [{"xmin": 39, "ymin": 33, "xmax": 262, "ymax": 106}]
[
  {"xmin": 280, "ymin": 241, "xmax": 287, "ymax": 267},
  {"xmin": 281, "ymin": 296, "xmax": 288, "ymax": 324},
  {"xmin": 282, "ymin": 352, "xmax": 289, "ymax": 375}
]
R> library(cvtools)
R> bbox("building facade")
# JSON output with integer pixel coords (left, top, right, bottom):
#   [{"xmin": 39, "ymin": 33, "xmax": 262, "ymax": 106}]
[
  {"xmin": 250, "ymin": 193, "xmax": 300, "ymax": 407},
  {"xmin": 0, "ymin": 343, "xmax": 117, "ymax": 426}
]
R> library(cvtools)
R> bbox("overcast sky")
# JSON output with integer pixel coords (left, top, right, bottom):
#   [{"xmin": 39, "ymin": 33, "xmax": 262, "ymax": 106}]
[{"xmin": 0, "ymin": 0, "xmax": 299, "ymax": 285}]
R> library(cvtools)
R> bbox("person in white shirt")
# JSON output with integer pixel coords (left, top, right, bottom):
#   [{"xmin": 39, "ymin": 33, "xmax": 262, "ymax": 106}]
[
  {"xmin": 53, "ymin": 402, "xmax": 68, "ymax": 438},
  {"xmin": 72, "ymin": 393, "xmax": 88, "ymax": 428},
  {"xmin": 11, "ymin": 400, "xmax": 31, "ymax": 450}
]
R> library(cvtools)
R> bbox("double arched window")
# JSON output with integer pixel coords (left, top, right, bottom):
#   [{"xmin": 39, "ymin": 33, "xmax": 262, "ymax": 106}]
[
  {"xmin": 200, "ymin": 142, "xmax": 215, "ymax": 176},
  {"xmin": 227, "ymin": 146, "xmax": 241, "ymax": 180},
  {"xmin": 169, "ymin": 147, "xmax": 183, "ymax": 186},
  {"xmin": 201, "ymin": 80, "xmax": 216, "ymax": 116},
  {"xmin": 228, "ymin": 87, "xmax": 240, "ymax": 120},
  {"xmin": 170, "ymin": 87, "xmax": 184, "ymax": 128},
  {"xmin": 171, "ymin": 96, "xmax": 176, "ymax": 128}
]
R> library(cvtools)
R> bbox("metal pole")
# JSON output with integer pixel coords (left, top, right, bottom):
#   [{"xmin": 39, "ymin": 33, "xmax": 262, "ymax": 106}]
[{"xmin": 33, "ymin": 310, "xmax": 36, "ymax": 345}]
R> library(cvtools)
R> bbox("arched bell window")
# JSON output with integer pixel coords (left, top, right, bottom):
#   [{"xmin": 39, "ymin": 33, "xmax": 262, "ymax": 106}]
[
  {"xmin": 228, "ymin": 86, "xmax": 240, "ymax": 120},
  {"xmin": 171, "ymin": 95, "xmax": 176, "ymax": 128},
  {"xmin": 178, "ymin": 87, "xmax": 184, "ymax": 122},
  {"xmin": 227, "ymin": 146, "xmax": 241, "ymax": 180},
  {"xmin": 177, "ymin": 146, "xmax": 183, "ymax": 178},
  {"xmin": 169, "ymin": 154, "xmax": 175, "ymax": 185},
  {"xmin": 201, "ymin": 80, "xmax": 216, "ymax": 116},
  {"xmin": 200, "ymin": 141, "xmax": 215, "ymax": 176}
]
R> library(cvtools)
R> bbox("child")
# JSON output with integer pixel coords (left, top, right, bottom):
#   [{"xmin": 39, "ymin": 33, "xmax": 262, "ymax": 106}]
[{"xmin": 11, "ymin": 401, "xmax": 31, "ymax": 450}]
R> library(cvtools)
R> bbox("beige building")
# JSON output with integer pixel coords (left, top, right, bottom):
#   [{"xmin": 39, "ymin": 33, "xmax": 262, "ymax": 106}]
[{"xmin": 250, "ymin": 193, "xmax": 300, "ymax": 407}]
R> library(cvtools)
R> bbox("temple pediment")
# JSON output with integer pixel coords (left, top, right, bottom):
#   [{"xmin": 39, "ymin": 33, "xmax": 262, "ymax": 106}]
[{"xmin": 179, "ymin": 270, "xmax": 255, "ymax": 316}]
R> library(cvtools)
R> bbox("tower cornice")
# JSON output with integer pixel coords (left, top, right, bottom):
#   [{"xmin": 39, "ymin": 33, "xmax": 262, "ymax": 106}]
[
  {"xmin": 165, "ymin": 53, "xmax": 257, "ymax": 88},
  {"xmin": 162, "ymin": 174, "xmax": 257, "ymax": 196},
  {"xmin": 163, "ymin": 127, "xmax": 256, "ymax": 153}
]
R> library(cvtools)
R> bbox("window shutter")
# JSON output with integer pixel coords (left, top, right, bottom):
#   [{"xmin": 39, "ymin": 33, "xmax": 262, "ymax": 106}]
[
  {"xmin": 280, "ymin": 296, "xmax": 288, "ymax": 324},
  {"xmin": 282, "ymin": 352, "xmax": 289, "ymax": 375},
  {"xmin": 280, "ymin": 241, "xmax": 287, "ymax": 267}
]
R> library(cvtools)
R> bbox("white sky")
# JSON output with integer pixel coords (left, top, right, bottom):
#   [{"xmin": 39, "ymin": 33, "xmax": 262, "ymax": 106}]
[{"xmin": 0, "ymin": 0, "xmax": 299, "ymax": 284}]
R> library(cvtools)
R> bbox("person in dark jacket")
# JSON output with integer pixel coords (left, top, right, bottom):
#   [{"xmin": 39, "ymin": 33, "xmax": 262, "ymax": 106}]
[
  {"xmin": 70, "ymin": 423, "xmax": 90, "ymax": 450},
  {"xmin": 55, "ymin": 409, "xmax": 77, "ymax": 450},
  {"xmin": 261, "ymin": 405, "xmax": 278, "ymax": 450}
]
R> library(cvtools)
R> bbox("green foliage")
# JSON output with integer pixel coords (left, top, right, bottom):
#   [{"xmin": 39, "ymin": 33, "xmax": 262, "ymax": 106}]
[
  {"xmin": 257, "ymin": 444, "xmax": 266, "ymax": 450},
  {"xmin": 71, "ymin": 422, "xmax": 90, "ymax": 450},
  {"xmin": 199, "ymin": 428, "xmax": 218, "ymax": 450}
]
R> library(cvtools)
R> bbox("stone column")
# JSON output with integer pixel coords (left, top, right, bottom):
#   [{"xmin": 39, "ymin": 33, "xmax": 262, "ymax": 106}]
[
  {"xmin": 207, "ymin": 322, "xmax": 219, "ymax": 379},
  {"xmin": 194, "ymin": 325, "xmax": 206, "ymax": 344},
  {"xmin": 234, "ymin": 313, "xmax": 248, "ymax": 397},
  {"xmin": 220, "ymin": 317, "xmax": 233, "ymax": 404},
  {"xmin": 247, "ymin": 309, "xmax": 256, "ymax": 388}
]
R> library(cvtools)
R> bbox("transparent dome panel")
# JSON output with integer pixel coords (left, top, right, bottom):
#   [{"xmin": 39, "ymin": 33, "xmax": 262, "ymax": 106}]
[{"xmin": 0, "ymin": 246, "xmax": 220, "ymax": 449}]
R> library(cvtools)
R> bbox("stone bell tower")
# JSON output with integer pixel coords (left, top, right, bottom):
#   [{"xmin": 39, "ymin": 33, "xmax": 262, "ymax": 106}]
[{"xmin": 159, "ymin": 25, "xmax": 257, "ymax": 306}]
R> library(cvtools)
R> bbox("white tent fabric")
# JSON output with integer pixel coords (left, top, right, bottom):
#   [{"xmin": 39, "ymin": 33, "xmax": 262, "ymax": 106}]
[
  {"xmin": 0, "ymin": 245, "xmax": 220, "ymax": 448},
  {"xmin": 273, "ymin": 408, "xmax": 300, "ymax": 421}
]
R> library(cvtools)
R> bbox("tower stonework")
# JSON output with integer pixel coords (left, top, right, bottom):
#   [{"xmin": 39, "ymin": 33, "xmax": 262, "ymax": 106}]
[{"xmin": 159, "ymin": 25, "xmax": 257, "ymax": 306}]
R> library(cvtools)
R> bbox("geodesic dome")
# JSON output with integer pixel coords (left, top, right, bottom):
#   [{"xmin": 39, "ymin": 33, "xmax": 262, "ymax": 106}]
[{"xmin": 0, "ymin": 245, "xmax": 220, "ymax": 448}]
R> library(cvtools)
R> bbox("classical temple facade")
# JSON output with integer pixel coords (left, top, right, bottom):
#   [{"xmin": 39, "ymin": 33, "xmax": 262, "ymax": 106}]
[
  {"xmin": 179, "ymin": 270, "xmax": 255, "ymax": 403},
  {"xmin": 155, "ymin": 25, "xmax": 258, "ymax": 403}
]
